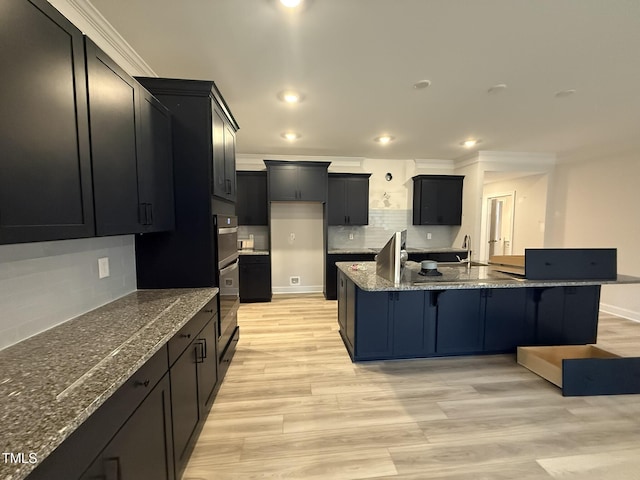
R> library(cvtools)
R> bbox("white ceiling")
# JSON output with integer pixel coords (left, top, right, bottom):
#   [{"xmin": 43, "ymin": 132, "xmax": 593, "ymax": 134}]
[{"xmin": 89, "ymin": 0, "xmax": 640, "ymax": 162}]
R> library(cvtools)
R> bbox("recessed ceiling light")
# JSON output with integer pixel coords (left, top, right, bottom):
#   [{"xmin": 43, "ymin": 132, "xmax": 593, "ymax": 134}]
[
  {"xmin": 277, "ymin": 90, "xmax": 305, "ymax": 104},
  {"xmin": 487, "ymin": 83, "xmax": 507, "ymax": 94},
  {"xmin": 281, "ymin": 132, "xmax": 301, "ymax": 141},
  {"xmin": 554, "ymin": 89, "xmax": 576, "ymax": 98},
  {"xmin": 375, "ymin": 135, "xmax": 395, "ymax": 144},
  {"xmin": 280, "ymin": 0, "xmax": 302, "ymax": 7},
  {"xmin": 413, "ymin": 80, "xmax": 431, "ymax": 90},
  {"xmin": 460, "ymin": 139, "xmax": 481, "ymax": 148}
]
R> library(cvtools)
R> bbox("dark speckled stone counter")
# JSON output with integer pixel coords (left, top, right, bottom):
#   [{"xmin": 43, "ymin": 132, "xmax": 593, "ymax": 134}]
[
  {"xmin": 0, "ymin": 288, "xmax": 217, "ymax": 480},
  {"xmin": 337, "ymin": 261, "xmax": 640, "ymax": 291}
]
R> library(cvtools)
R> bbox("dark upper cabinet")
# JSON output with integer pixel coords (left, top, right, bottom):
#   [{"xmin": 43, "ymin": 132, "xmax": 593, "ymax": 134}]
[
  {"xmin": 328, "ymin": 174, "xmax": 371, "ymax": 225},
  {"xmin": 136, "ymin": 89, "xmax": 176, "ymax": 232},
  {"xmin": 0, "ymin": 0, "xmax": 95, "ymax": 244},
  {"xmin": 87, "ymin": 40, "xmax": 175, "ymax": 236},
  {"xmin": 237, "ymin": 171, "xmax": 268, "ymax": 225},
  {"xmin": 412, "ymin": 175, "xmax": 464, "ymax": 225},
  {"xmin": 212, "ymin": 106, "xmax": 237, "ymax": 202},
  {"xmin": 265, "ymin": 160, "xmax": 330, "ymax": 202},
  {"xmin": 86, "ymin": 38, "xmax": 142, "ymax": 236}
]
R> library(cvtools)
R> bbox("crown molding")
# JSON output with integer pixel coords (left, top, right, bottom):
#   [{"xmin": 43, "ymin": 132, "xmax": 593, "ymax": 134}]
[{"xmin": 49, "ymin": 0, "xmax": 156, "ymax": 77}]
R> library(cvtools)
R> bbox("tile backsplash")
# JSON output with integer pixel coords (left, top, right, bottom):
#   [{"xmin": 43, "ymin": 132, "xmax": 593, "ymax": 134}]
[
  {"xmin": 328, "ymin": 209, "xmax": 456, "ymax": 250},
  {"xmin": 0, "ymin": 236, "xmax": 136, "ymax": 351}
]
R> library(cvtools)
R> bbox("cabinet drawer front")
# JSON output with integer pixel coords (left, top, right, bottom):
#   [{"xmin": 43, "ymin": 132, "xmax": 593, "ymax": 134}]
[
  {"xmin": 168, "ymin": 298, "xmax": 217, "ymax": 365},
  {"xmin": 239, "ymin": 254, "xmax": 270, "ymax": 264}
]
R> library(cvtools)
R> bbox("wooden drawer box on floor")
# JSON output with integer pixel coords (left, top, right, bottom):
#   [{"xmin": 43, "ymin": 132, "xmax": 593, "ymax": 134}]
[{"xmin": 517, "ymin": 345, "xmax": 640, "ymax": 396}]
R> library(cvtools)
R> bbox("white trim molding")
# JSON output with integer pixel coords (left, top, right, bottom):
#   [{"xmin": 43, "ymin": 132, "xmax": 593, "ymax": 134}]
[{"xmin": 48, "ymin": 0, "xmax": 156, "ymax": 77}]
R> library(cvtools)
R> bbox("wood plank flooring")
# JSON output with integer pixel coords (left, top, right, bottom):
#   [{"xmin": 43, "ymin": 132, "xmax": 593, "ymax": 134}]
[{"xmin": 183, "ymin": 295, "xmax": 640, "ymax": 480}]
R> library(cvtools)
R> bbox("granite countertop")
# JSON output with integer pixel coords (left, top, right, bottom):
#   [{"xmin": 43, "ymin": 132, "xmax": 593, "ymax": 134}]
[
  {"xmin": 336, "ymin": 261, "xmax": 640, "ymax": 291},
  {"xmin": 328, "ymin": 247, "xmax": 467, "ymax": 255},
  {"xmin": 239, "ymin": 249, "xmax": 269, "ymax": 255},
  {"xmin": 0, "ymin": 287, "xmax": 218, "ymax": 480}
]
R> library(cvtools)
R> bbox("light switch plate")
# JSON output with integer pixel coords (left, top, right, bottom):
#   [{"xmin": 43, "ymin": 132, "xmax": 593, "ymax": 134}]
[{"xmin": 98, "ymin": 257, "xmax": 110, "ymax": 279}]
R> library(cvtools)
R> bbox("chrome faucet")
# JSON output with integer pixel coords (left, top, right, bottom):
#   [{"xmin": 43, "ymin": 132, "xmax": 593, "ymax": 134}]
[{"xmin": 457, "ymin": 234, "xmax": 471, "ymax": 267}]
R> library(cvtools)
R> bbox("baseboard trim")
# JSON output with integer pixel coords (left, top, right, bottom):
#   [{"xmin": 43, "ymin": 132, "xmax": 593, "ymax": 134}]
[
  {"xmin": 273, "ymin": 286, "xmax": 323, "ymax": 295},
  {"xmin": 600, "ymin": 303, "xmax": 640, "ymax": 323}
]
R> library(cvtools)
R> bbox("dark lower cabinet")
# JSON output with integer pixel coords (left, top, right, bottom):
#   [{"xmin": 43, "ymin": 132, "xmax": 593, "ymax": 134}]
[
  {"xmin": 27, "ymin": 297, "xmax": 224, "ymax": 480},
  {"xmin": 0, "ymin": 0, "xmax": 95, "ymax": 244},
  {"xmin": 80, "ymin": 374, "xmax": 175, "ymax": 480},
  {"xmin": 534, "ymin": 286, "xmax": 600, "ymax": 345},
  {"xmin": 239, "ymin": 255, "xmax": 272, "ymax": 302},
  {"xmin": 435, "ymin": 290, "xmax": 484, "ymax": 354},
  {"xmin": 483, "ymin": 288, "xmax": 531, "ymax": 352},
  {"xmin": 354, "ymin": 290, "xmax": 392, "ymax": 359},
  {"xmin": 170, "ymin": 315, "xmax": 219, "ymax": 478},
  {"xmin": 392, "ymin": 291, "xmax": 434, "ymax": 358}
]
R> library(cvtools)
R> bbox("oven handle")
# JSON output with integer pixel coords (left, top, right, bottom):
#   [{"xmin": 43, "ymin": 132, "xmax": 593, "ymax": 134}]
[
  {"xmin": 218, "ymin": 226, "xmax": 238, "ymax": 234},
  {"xmin": 220, "ymin": 259, "xmax": 239, "ymax": 275},
  {"xmin": 219, "ymin": 253, "xmax": 239, "ymax": 270}
]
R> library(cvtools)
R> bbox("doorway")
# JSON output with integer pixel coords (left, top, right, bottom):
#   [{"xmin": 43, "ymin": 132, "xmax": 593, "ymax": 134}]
[{"xmin": 480, "ymin": 192, "xmax": 515, "ymax": 262}]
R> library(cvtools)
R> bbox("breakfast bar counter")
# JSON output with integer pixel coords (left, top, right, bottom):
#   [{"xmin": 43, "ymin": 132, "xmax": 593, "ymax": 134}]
[{"xmin": 335, "ymin": 262, "xmax": 640, "ymax": 362}]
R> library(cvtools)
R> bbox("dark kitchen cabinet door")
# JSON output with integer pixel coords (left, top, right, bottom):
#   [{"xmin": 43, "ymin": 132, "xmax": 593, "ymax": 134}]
[
  {"xmin": 0, "ymin": 0, "xmax": 95, "ymax": 244},
  {"xmin": 212, "ymin": 106, "xmax": 237, "ymax": 202},
  {"xmin": 483, "ymin": 288, "xmax": 530, "ymax": 352},
  {"xmin": 328, "ymin": 174, "xmax": 370, "ymax": 225},
  {"xmin": 355, "ymin": 290, "xmax": 392, "ymax": 359},
  {"xmin": 534, "ymin": 287, "xmax": 566, "ymax": 345},
  {"xmin": 170, "ymin": 343, "xmax": 200, "ymax": 475},
  {"xmin": 237, "ymin": 171, "xmax": 268, "ymax": 225},
  {"xmin": 86, "ymin": 38, "xmax": 142, "ymax": 236},
  {"xmin": 412, "ymin": 175, "xmax": 464, "ymax": 226},
  {"xmin": 136, "ymin": 89, "xmax": 175, "ymax": 232},
  {"xmin": 562, "ymin": 286, "xmax": 600, "ymax": 345},
  {"xmin": 80, "ymin": 374, "xmax": 175, "ymax": 480},
  {"xmin": 239, "ymin": 255, "xmax": 272, "ymax": 302},
  {"xmin": 265, "ymin": 161, "xmax": 330, "ymax": 202},
  {"xmin": 435, "ymin": 290, "xmax": 483, "ymax": 354},
  {"xmin": 197, "ymin": 316, "xmax": 220, "ymax": 411},
  {"xmin": 392, "ymin": 291, "xmax": 434, "ymax": 357}
]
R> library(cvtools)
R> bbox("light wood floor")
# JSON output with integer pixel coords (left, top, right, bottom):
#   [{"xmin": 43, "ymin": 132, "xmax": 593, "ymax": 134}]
[{"xmin": 183, "ymin": 294, "xmax": 640, "ymax": 480}]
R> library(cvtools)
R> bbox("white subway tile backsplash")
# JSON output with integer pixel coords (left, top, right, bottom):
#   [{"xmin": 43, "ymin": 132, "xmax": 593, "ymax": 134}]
[
  {"xmin": 0, "ymin": 236, "xmax": 136, "ymax": 351},
  {"xmin": 328, "ymin": 209, "xmax": 455, "ymax": 250}
]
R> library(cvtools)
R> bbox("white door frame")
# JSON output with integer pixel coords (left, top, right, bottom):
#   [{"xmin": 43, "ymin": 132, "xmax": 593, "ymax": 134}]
[{"xmin": 480, "ymin": 191, "xmax": 516, "ymax": 263}]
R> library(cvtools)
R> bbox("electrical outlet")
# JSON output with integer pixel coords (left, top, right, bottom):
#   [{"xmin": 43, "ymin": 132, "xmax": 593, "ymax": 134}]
[
  {"xmin": 290, "ymin": 276, "xmax": 300, "ymax": 285},
  {"xmin": 427, "ymin": 232, "xmax": 432, "ymax": 240},
  {"xmin": 349, "ymin": 233, "xmax": 354, "ymax": 240},
  {"xmin": 98, "ymin": 257, "xmax": 110, "ymax": 279}
]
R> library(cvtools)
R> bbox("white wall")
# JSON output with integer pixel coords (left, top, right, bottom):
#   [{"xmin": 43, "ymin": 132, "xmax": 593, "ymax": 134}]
[
  {"xmin": 483, "ymin": 174, "xmax": 548, "ymax": 256},
  {"xmin": 546, "ymin": 151, "xmax": 640, "ymax": 320},
  {"xmin": 270, "ymin": 203, "xmax": 325, "ymax": 294}
]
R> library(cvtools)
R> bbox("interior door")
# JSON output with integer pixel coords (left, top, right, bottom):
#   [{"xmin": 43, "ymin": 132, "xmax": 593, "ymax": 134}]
[{"xmin": 487, "ymin": 194, "xmax": 514, "ymax": 257}]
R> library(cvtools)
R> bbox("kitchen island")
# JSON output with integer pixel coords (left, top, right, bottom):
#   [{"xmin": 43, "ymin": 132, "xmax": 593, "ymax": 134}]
[{"xmin": 336, "ymin": 261, "xmax": 640, "ymax": 362}]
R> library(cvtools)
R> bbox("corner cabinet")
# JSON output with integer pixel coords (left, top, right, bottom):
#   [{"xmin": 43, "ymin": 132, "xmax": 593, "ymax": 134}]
[
  {"xmin": 328, "ymin": 173, "xmax": 371, "ymax": 225},
  {"xmin": 237, "ymin": 171, "xmax": 268, "ymax": 225},
  {"xmin": 264, "ymin": 160, "xmax": 330, "ymax": 202},
  {"xmin": 412, "ymin": 175, "xmax": 464, "ymax": 225},
  {"xmin": 0, "ymin": 0, "xmax": 95, "ymax": 244}
]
